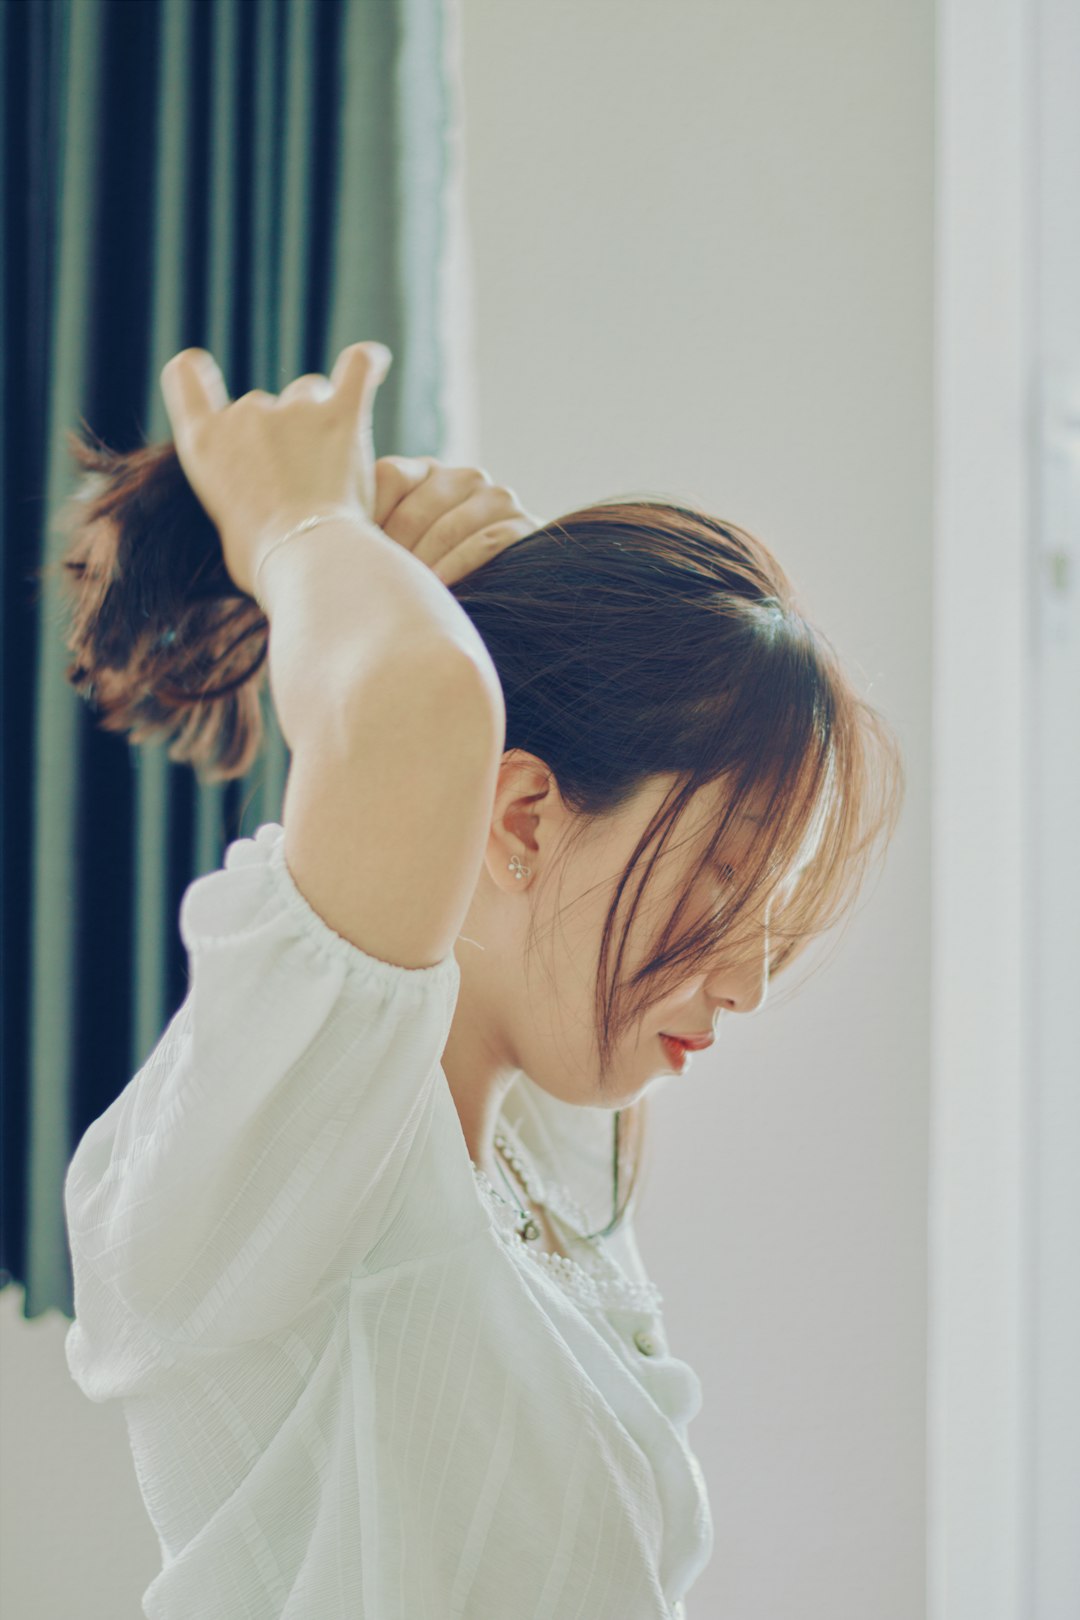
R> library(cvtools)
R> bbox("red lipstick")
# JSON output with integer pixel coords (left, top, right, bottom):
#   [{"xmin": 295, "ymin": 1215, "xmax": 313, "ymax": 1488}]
[{"xmin": 659, "ymin": 1035, "xmax": 694, "ymax": 1073}]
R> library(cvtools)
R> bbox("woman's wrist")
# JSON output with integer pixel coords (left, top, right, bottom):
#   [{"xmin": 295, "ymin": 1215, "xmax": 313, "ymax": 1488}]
[
  {"xmin": 256, "ymin": 511, "xmax": 498, "ymax": 751},
  {"xmin": 251, "ymin": 506, "xmax": 372, "ymax": 612}
]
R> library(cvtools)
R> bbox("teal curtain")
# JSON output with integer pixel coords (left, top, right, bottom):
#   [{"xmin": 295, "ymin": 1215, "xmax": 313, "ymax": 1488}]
[{"xmin": 1, "ymin": 0, "xmax": 452, "ymax": 1320}]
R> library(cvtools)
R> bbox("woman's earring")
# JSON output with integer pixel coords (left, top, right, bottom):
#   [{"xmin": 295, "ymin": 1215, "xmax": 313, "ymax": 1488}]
[{"xmin": 508, "ymin": 855, "xmax": 531, "ymax": 881}]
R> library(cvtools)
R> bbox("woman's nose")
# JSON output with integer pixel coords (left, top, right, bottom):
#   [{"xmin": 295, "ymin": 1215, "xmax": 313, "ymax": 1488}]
[{"xmin": 705, "ymin": 931, "xmax": 770, "ymax": 1016}]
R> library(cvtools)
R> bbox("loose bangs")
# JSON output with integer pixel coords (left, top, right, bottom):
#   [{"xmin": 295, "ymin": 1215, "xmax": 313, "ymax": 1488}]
[{"xmin": 574, "ymin": 564, "xmax": 900, "ymax": 1077}]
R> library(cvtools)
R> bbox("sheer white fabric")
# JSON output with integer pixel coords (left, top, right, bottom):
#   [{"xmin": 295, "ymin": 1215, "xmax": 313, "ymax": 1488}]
[{"xmin": 63, "ymin": 822, "xmax": 712, "ymax": 1618}]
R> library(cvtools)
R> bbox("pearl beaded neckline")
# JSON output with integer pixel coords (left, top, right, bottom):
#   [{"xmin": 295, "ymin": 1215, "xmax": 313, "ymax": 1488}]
[
  {"xmin": 487, "ymin": 1131, "xmax": 549, "ymax": 1246},
  {"xmin": 469, "ymin": 1129, "xmax": 664, "ymax": 1316}
]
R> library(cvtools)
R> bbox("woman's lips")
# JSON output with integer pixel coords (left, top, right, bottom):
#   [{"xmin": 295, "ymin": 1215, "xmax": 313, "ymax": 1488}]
[{"xmin": 659, "ymin": 1035, "xmax": 694, "ymax": 1072}]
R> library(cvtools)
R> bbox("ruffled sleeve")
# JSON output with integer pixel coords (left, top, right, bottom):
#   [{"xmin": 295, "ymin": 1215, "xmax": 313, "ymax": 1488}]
[{"xmin": 63, "ymin": 822, "xmax": 470, "ymax": 1353}]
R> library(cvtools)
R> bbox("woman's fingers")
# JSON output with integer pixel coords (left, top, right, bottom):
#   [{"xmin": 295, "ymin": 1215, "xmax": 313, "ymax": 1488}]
[
  {"xmin": 372, "ymin": 455, "xmax": 439, "ymax": 530},
  {"xmin": 277, "ymin": 373, "xmax": 334, "ymax": 405},
  {"xmin": 329, "ymin": 342, "xmax": 392, "ymax": 415},
  {"xmin": 407, "ymin": 485, "xmax": 527, "ymax": 568},
  {"xmin": 327, "ymin": 344, "xmax": 394, "ymax": 512},
  {"xmin": 162, "ymin": 344, "xmax": 383, "ymax": 441},
  {"xmin": 379, "ymin": 464, "xmax": 494, "ymax": 553},
  {"xmin": 373, "ymin": 458, "xmax": 543, "ymax": 581},
  {"xmin": 160, "ymin": 349, "xmax": 230, "ymax": 440},
  {"xmin": 430, "ymin": 517, "xmax": 541, "ymax": 587}
]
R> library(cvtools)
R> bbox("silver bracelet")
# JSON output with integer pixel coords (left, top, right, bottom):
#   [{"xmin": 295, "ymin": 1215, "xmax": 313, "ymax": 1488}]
[{"xmin": 252, "ymin": 507, "xmax": 364, "ymax": 611}]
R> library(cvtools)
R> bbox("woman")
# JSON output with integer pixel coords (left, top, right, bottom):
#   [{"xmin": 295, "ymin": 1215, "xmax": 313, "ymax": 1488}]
[{"xmin": 58, "ymin": 342, "xmax": 903, "ymax": 1618}]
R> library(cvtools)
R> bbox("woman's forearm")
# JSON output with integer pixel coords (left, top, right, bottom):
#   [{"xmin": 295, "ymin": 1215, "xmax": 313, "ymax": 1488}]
[{"xmin": 256, "ymin": 513, "xmax": 501, "ymax": 755}]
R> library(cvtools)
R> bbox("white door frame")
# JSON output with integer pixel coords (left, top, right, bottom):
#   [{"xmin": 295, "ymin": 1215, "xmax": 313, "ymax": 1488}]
[{"xmin": 932, "ymin": 1, "xmax": 1080, "ymax": 1616}]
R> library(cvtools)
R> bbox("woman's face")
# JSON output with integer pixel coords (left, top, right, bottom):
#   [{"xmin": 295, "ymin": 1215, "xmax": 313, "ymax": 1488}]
[{"xmin": 443, "ymin": 752, "xmax": 804, "ymax": 1160}]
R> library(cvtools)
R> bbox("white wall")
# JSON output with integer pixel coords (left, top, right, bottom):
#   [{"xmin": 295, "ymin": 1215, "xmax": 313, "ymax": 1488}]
[
  {"xmin": 0, "ymin": 1281, "xmax": 162, "ymax": 1616},
  {"xmin": 1, "ymin": 3, "xmax": 934, "ymax": 1616},
  {"xmin": 454, "ymin": 2, "xmax": 931, "ymax": 1616}
]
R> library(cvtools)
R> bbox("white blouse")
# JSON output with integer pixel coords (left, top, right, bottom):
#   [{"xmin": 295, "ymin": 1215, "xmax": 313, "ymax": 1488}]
[{"xmin": 63, "ymin": 822, "xmax": 713, "ymax": 1618}]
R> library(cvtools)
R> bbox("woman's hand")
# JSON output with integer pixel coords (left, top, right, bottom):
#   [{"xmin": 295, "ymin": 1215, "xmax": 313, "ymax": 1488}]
[
  {"xmin": 159, "ymin": 342, "xmax": 392, "ymax": 598},
  {"xmin": 372, "ymin": 455, "xmax": 544, "ymax": 586}
]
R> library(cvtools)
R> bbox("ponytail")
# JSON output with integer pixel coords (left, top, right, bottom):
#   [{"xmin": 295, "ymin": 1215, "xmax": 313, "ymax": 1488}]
[{"xmin": 51, "ymin": 426, "xmax": 270, "ymax": 783}]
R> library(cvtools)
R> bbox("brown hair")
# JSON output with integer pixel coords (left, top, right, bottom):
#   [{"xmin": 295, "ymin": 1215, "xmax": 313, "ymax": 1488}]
[{"xmin": 50, "ymin": 428, "xmax": 905, "ymax": 1238}]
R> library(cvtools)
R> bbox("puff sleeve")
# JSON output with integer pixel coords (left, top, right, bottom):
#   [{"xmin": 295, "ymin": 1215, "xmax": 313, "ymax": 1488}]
[{"xmin": 63, "ymin": 823, "xmax": 469, "ymax": 1355}]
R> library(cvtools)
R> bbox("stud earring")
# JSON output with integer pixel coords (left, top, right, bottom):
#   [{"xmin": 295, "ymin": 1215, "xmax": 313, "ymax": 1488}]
[{"xmin": 508, "ymin": 855, "xmax": 531, "ymax": 881}]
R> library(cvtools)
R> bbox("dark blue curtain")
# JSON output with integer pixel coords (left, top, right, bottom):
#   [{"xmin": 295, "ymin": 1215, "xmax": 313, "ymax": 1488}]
[{"xmin": 1, "ymin": 0, "xmax": 452, "ymax": 1319}]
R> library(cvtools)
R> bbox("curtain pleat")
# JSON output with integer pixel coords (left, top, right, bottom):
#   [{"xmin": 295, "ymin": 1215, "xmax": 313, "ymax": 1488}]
[
  {"xmin": 24, "ymin": 0, "xmax": 105, "ymax": 1325},
  {"xmin": 1, "ymin": 0, "xmax": 452, "ymax": 1321}
]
